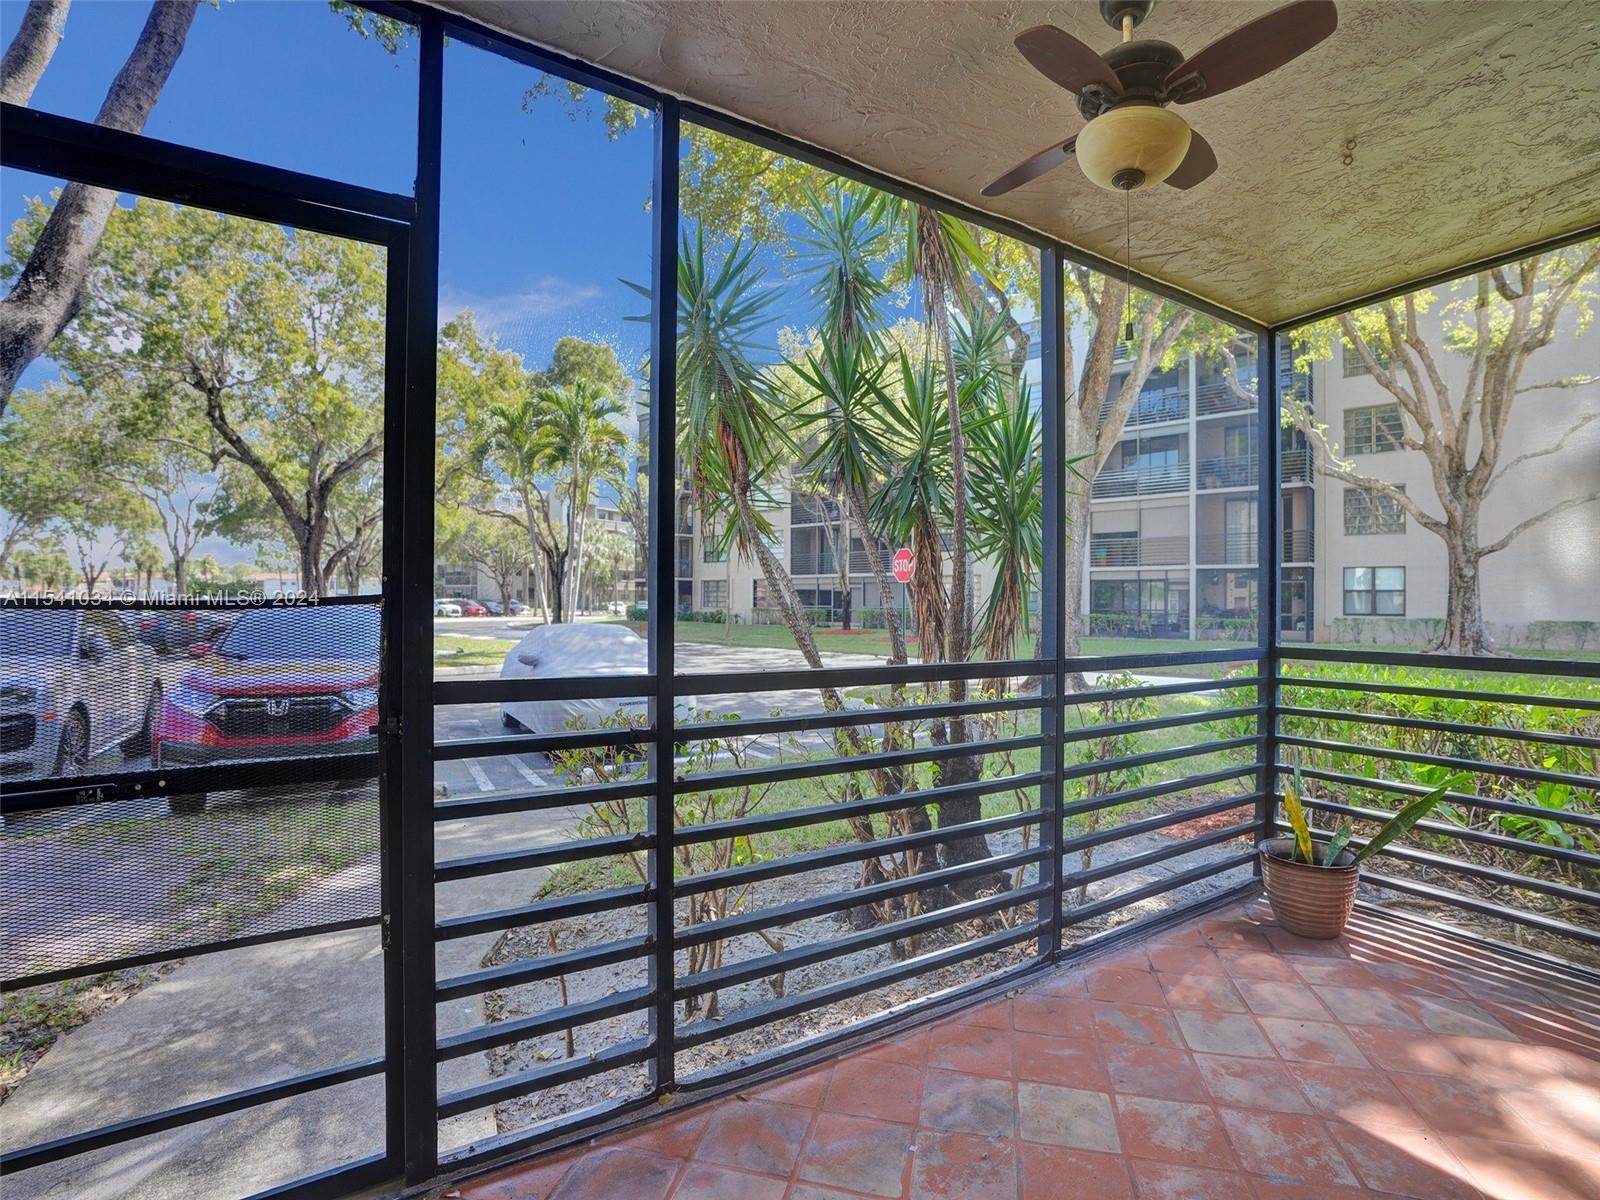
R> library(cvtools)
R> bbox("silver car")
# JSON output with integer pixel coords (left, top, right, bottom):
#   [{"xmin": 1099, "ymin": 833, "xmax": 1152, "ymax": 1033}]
[{"xmin": 0, "ymin": 608, "xmax": 160, "ymax": 782}]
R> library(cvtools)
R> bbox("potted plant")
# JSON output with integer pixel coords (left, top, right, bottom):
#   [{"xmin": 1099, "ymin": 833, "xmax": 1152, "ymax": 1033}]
[{"xmin": 1259, "ymin": 764, "xmax": 1464, "ymax": 939}]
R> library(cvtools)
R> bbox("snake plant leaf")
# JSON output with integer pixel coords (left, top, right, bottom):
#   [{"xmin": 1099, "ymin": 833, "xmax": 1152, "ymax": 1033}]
[
  {"xmin": 1352, "ymin": 774, "xmax": 1468, "ymax": 865},
  {"xmin": 1282, "ymin": 778, "xmax": 1314, "ymax": 865},
  {"xmin": 1322, "ymin": 824, "xmax": 1353, "ymax": 867}
]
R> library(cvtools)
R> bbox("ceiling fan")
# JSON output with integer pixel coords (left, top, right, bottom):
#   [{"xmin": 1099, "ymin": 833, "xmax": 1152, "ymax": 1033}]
[{"xmin": 983, "ymin": 0, "xmax": 1337, "ymax": 196}]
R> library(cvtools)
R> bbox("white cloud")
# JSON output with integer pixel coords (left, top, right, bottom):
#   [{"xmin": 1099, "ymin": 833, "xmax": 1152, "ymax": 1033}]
[{"xmin": 438, "ymin": 276, "xmax": 604, "ymax": 335}]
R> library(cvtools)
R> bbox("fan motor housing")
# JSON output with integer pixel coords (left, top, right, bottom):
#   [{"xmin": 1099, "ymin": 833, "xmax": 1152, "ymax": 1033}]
[{"xmin": 1078, "ymin": 38, "xmax": 1186, "ymax": 120}]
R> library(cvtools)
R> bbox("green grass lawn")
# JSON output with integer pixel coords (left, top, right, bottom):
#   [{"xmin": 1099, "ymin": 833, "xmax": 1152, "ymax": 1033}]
[{"xmin": 434, "ymin": 634, "xmax": 517, "ymax": 667}]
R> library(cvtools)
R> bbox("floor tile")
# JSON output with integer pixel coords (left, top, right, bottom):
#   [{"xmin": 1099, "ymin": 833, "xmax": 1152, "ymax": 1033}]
[
  {"xmin": 926, "ymin": 1021, "xmax": 1014, "ymax": 1077},
  {"xmin": 547, "ymin": 1147, "xmax": 680, "ymax": 1200},
  {"xmin": 1247, "ymin": 1179, "xmax": 1374, "ymax": 1199},
  {"xmin": 1285, "ymin": 957, "xmax": 1378, "ymax": 987},
  {"xmin": 1174, "ymin": 1010, "xmax": 1276, "ymax": 1058},
  {"xmin": 1012, "ymin": 991, "xmax": 1095, "ymax": 1038},
  {"xmin": 747, "ymin": 1064, "xmax": 832, "ymax": 1108},
  {"xmin": 1147, "ymin": 944, "xmax": 1227, "ymax": 975},
  {"xmin": 459, "ymin": 1149, "xmax": 580, "ymax": 1200},
  {"xmin": 614, "ymin": 1108, "xmax": 712, "ymax": 1159},
  {"xmin": 860, "ymin": 1027, "xmax": 930, "ymax": 1066},
  {"xmin": 919, "ymin": 1069, "xmax": 1015, "ymax": 1137},
  {"xmin": 1256, "ymin": 1017, "xmax": 1370, "ymax": 1067},
  {"xmin": 1388, "ymin": 1071, "xmax": 1544, "ymax": 1144},
  {"xmin": 1016, "ymin": 1081, "xmax": 1121, "ymax": 1152},
  {"xmin": 694, "ymin": 1099, "xmax": 813, "ymax": 1176},
  {"xmin": 1085, "ymin": 966, "xmax": 1166, "ymax": 1006},
  {"xmin": 1113, "ymin": 1095, "xmax": 1232, "ymax": 1167},
  {"xmin": 1286, "ymin": 1061, "xmax": 1425, "ymax": 1130},
  {"xmin": 1404, "ymin": 993, "xmax": 1518, "ymax": 1039},
  {"xmin": 1193, "ymin": 1053, "xmax": 1313, "ymax": 1114},
  {"xmin": 1104, "ymin": 1043, "xmax": 1208, "ymax": 1102},
  {"xmin": 1159, "ymin": 972, "xmax": 1248, "ymax": 1013},
  {"xmin": 1264, "ymin": 928, "xmax": 1349, "ymax": 958},
  {"xmin": 1218, "ymin": 1107, "xmax": 1359, "ymax": 1186},
  {"xmin": 1235, "ymin": 978, "xmax": 1331, "ymax": 1019},
  {"xmin": 1344, "ymin": 1023, "xmax": 1464, "ymax": 1076},
  {"xmin": 1443, "ymin": 1134, "xmax": 1600, "ymax": 1200},
  {"xmin": 1012, "ymin": 1032, "xmax": 1110, "ymax": 1090},
  {"xmin": 1312, "ymin": 984, "xmax": 1423, "ymax": 1030},
  {"xmin": 1018, "ymin": 1144, "xmax": 1134, "ymax": 1200},
  {"xmin": 1199, "ymin": 919, "xmax": 1274, "ymax": 951},
  {"xmin": 1128, "ymin": 1159, "xmax": 1248, "ymax": 1200},
  {"xmin": 796, "ymin": 1112, "xmax": 912, "ymax": 1199},
  {"xmin": 1217, "ymin": 948, "xmax": 1301, "ymax": 982},
  {"xmin": 949, "ymin": 998, "xmax": 1013, "ymax": 1029},
  {"xmin": 1328, "ymin": 1121, "xmax": 1481, "ymax": 1199},
  {"xmin": 908, "ymin": 1130, "xmax": 1016, "ymax": 1200},
  {"xmin": 1091, "ymin": 1002, "xmax": 1183, "ymax": 1048},
  {"xmin": 670, "ymin": 1162, "xmax": 787, "ymax": 1200},
  {"xmin": 788, "ymin": 1186, "xmax": 871, "ymax": 1200},
  {"xmin": 823, "ymin": 1058, "xmax": 923, "ymax": 1123}
]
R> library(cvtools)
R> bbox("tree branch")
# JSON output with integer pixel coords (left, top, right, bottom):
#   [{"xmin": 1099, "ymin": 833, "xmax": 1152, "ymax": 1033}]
[
  {"xmin": 1479, "ymin": 492, "xmax": 1600, "ymax": 558},
  {"xmin": 0, "ymin": 0, "xmax": 70, "ymax": 106}
]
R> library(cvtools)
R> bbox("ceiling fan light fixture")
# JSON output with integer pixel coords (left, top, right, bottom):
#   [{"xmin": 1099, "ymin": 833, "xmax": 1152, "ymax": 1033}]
[{"xmin": 1074, "ymin": 104, "xmax": 1192, "ymax": 191}]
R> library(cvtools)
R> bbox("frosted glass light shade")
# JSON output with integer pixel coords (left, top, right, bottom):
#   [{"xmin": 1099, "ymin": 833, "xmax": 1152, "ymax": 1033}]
[{"xmin": 1076, "ymin": 105, "xmax": 1192, "ymax": 191}]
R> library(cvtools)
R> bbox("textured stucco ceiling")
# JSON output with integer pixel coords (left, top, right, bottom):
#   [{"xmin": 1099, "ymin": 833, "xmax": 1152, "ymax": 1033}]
[{"xmin": 433, "ymin": 1, "xmax": 1600, "ymax": 326}]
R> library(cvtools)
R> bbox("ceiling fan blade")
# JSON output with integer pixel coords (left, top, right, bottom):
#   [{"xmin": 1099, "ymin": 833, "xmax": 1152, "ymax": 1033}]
[
  {"xmin": 981, "ymin": 137, "xmax": 1078, "ymax": 197},
  {"xmin": 1014, "ymin": 25, "xmax": 1123, "ymax": 98},
  {"xmin": 1167, "ymin": 0, "xmax": 1337, "ymax": 104},
  {"xmin": 1164, "ymin": 128, "xmax": 1217, "ymax": 189}
]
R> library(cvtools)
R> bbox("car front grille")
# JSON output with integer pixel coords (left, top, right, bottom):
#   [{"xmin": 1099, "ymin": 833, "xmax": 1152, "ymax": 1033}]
[
  {"xmin": 206, "ymin": 696, "xmax": 347, "ymax": 739},
  {"xmin": 0, "ymin": 713, "xmax": 36, "ymax": 753}
]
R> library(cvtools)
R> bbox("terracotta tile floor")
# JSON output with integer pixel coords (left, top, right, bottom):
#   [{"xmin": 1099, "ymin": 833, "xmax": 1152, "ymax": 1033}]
[{"xmin": 452, "ymin": 900, "xmax": 1600, "ymax": 1200}]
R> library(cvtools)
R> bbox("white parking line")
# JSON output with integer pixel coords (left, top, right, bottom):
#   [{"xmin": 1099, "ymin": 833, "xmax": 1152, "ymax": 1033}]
[
  {"xmin": 510, "ymin": 757, "xmax": 546, "ymax": 788},
  {"xmin": 465, "ymin": 759, "xmax": 494, "ymax": 793}
]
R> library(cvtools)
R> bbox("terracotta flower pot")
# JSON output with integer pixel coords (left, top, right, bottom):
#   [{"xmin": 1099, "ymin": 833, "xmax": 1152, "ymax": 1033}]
[{"xmin": 1258, "ymin": 835, "xmax": 1359, "ymax": 939}]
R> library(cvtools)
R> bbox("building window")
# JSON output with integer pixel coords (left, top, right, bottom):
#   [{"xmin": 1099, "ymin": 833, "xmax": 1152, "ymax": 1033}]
[
  {"xmin": 702, "ymin": 539, "xmax": 727, "ymax": 563},
  {"xmin": 1343, "ymin": 566, "xmax": 1405, "ymax": 615},
  {"xmin": 1343, "ymin": 486, "xmax": 1406, "ymax": 535},
  {"xmin": 700, "ymin": 579, "xmax": 727, "ymax": 610},
  {"xmin": 1343, "ymin": 403, "xmax": 1403, "ymax": 454},
  {"xmin": 1342, "ymin": 338, "xmax": 1391, "ymax": 377}
]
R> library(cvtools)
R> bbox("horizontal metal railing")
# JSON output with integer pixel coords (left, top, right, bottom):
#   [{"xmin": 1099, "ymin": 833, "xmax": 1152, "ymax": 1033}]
[
  {"xmin": 1090, "ymin": 460, "xmax": 1190, "ymax": 499},
  {"xmin": 1088, "ymin": 534, "xmax": 1189, "ymax": 567},
  {"xmin": 1276, "ymin": 654, "xmax": 1600, "ymax": 950},
  {"xmin": 419, "ymin": 651, "xmax": 1270, "ymax": 1159},
  {"xmin": 1196, "ymin": 451, "xmax": 1258, "ymax": 489}
]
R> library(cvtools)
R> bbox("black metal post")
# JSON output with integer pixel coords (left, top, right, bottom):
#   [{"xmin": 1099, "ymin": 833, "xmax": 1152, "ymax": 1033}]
[
  {"xmin": 646, "ymin": 96, "xmax": 681, "ymax": 1096},
  {"xmin": 1038, "ymin": 248, "xmax": 1066, "ymax": 959},
  {"xmin": 398, "ymin": 13, "xmax": 443, "ymax": 1184},
  {"xmin": 1256, "ymin": 328, "xmax": 1282, "ymax": 862}
]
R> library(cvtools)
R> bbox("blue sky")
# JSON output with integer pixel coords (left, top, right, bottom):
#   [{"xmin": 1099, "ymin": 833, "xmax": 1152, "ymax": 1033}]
[{"xmin": 0, "ymin": 0, "xmax": 682, "ymax": 388}]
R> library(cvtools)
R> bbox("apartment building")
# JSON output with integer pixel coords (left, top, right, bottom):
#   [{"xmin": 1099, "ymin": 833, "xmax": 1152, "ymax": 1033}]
[{"xmin": 453, "ymin": 308, "xmax": 1596, "ymax": 648}]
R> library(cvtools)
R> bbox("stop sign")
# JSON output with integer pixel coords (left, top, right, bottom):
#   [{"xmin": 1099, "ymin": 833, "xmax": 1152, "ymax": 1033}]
[{"xmin": 892, "ymin": 547, "xmax": 915, "ymax": 583}]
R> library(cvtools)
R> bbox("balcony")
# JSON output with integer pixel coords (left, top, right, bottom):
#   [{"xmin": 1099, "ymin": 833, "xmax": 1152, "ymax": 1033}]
[
  {"xmin": 1195, "ymin": 531, "xmax": 1257, "ymax": 565},
  {"xmin": 1283, "ymin": 528, "xmax": 1315, "ymax": 562},
  {"xmin": 1098, "ymin": 384, "xmax": 1187, "ymax": 429},
  {"xmin": 1282, "ymin": 446, "xmax": 1314, "ymax": 484},
  {"xmin": 791, "ymin": 496, "xmax": 842, "ymax": 526},
  {"xmin": 1195, "ymin": 379, "xmax": 1257, "ymax": 416},
  {"xmin": 1197, "ymin": 453, "xmax": 1259, "ymax": 490},
  {"xmin": 1088, "ymin": 534, "xmax": 1188, "ymax": 567},
  {"xmin": 1089, "ymin": 460, "xmax": 1189, "ymax": 499}
]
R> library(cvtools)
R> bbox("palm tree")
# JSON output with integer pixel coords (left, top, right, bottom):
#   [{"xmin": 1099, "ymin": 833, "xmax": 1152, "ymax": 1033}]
[
  {"xmin": 792, "ymin": 184, "xmax": 909, "ymax": 653},
  {"xmin": 669, "ymin": 228, "xmax": 829, "ymax": 669},
  {"xmin": 469, "ymin": 394, "xmax": 562, "ymax": 622},
  {"xmin": 967, "ymin": 382, "xmax": 1043, "ymax": 671},
  {"xmin": 531, "ymin": 379, "xmax": 630, "ymax": 616}
]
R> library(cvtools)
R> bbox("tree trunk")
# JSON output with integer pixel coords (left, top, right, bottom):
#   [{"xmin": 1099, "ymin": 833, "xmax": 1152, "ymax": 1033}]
[
  {"xmin": 0, "ymin": 0, "xmax": 70, "ymax": 106},
  {"xmin": 0, "ymin": 0, "xmax": 197, "ymax": 409},
  {"xmin": 846, "ymin": 483, "xmax": 907, "ymax": 664},
  {"xmin": 172, "ymin": 551, "xmax": 187, "ymax": 598},
  {"xmin": 1439, "ymin": 535, "xmax": 1494, "ymax": 654}
]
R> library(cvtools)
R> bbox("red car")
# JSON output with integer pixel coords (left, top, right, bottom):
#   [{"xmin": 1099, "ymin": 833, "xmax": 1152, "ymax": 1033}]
[
  {"xmin": 459, "ymin": 601, "xmax": 488, "ymax": 617},
  {"xmin": 153, "ymin": 606, "xmax": 380, "ymax": 788}
]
